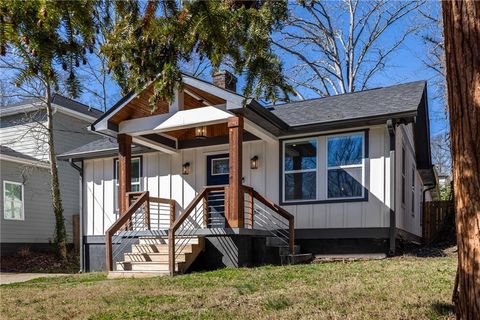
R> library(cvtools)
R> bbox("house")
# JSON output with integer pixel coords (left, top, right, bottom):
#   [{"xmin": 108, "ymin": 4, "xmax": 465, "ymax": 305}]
[
  {"xmin": 59, "ymin": 72, "xmax": 436, "ymax": 275},
  {"xmin": 0, "ymin": 95, "xmax": 103, "ymax": 256}
]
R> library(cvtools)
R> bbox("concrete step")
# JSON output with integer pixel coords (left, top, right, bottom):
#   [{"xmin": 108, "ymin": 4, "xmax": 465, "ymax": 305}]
[
  {"xmin": 107, "ymin": 271, "xmax": 169, "ymax": 279},
  {"xmin": 124, "ymin": 252, "xmax": 189, "ymax": 263},
  {"xmin": 280, "ymin": 253, "xmax": 314, "ymax": 265},
  {"xmin": 138, "ymin": 237, "xmax": 199, "ymax": 245},
  {"xmin": 116, "ymin": 261, "xmax": 184, "ymax": 272},
  {"xmin": 131, "ymin": 244, "xmax": 194, "ymax": 254}
]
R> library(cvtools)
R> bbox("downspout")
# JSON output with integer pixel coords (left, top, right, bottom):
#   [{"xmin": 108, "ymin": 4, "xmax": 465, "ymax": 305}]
[
  {"xmin": 387, "ymin": 120, "xmax": 396, "ymax": 255},
  {"xmin": 69, "ymin": 159, "xmax": 84, "ymax": 272}
]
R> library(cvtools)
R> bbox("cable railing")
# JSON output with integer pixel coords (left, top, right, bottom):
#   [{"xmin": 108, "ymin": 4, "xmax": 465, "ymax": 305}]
[
  {"xmin": 168, "ymin": 185, "xmax": 226, "ymax": 275},
  {"xmin": 105, "ymin": 191, "xmax": 175, "ymax": 272},
  {"xmin": 242, "ymin": 186, "xmax": 295, "ymax": 255}
]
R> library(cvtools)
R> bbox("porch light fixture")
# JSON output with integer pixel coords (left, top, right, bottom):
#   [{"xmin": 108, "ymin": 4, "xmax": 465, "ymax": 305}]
[
  {"xmin": 194, "ymin": 126, "xmax": 207, "ymax": 138},
  {"xmin": 182, "ymin": 162, "xmax": 191, "ymax": 175},
  {"xmin": 250, "ymin": 156, "xmax": 259, "ymax": 169}
]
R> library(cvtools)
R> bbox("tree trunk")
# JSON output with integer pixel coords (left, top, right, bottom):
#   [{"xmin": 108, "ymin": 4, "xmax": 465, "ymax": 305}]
[
  {"xmin": 441, "ymin": 1, "xmax": 480, "ymax": 319},
  {"xmin": 45, "ymin": 85, "xmax": 67, "ymax": 260}
]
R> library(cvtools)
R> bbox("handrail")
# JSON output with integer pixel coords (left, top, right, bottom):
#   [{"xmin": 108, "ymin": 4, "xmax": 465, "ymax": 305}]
[
  {"xmin": 105, "ymin": 191, "xmax": 149, "ymax": 271},
  {"xmin": 244, "ymin": 186, "xmax": 295, "ymax": 255},
  {"xmin": 105, "ymin": 191, "xmax": 176, "ymax": 272},
  {"xmin": 168, "ymin": 185, "xmax": 227, "ymax": 275}
]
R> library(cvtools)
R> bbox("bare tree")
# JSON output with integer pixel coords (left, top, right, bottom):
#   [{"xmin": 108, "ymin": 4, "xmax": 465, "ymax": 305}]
[
  {"xmin": 273, "ymin": 0, "xmax": 424, "ymax": 97},
  {"xmin": 431, "ymin": 132, "xmax": 451, "ymax": 175}
]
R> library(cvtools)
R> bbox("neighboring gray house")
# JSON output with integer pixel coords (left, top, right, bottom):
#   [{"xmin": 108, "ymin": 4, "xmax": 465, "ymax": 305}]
[{"xmin": 0, "ymin": 95, "xmax": 103, "ymax": 255}]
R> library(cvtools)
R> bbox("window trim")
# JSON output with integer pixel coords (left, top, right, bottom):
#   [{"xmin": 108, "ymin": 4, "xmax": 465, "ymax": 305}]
[
  {"xmin": 210, "ymin": 157, "xmax": 230, "ymax": 176},
  {"xmin": 282, "ymin": 138, "xmax": 319, "ymax": 203},
  {"xmin": 113, "ymin": 156, "xmax": 143, "ymax": 215},
  {"xmin": 326, "ymin": 131, "xmax": 365, "ymax": 200},
  {"xmin": 3, "ymin": 180, "xmax": 25, "ymax": 221},
  {"xmin": 279, "ymin": 129, "xmax": 369, "ymax": 205}
]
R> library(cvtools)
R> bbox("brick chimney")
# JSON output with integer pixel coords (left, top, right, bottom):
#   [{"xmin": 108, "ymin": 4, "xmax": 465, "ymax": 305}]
[{"xmin": 212, "ymin": 71, "xmax": 237, "ymax": 92}]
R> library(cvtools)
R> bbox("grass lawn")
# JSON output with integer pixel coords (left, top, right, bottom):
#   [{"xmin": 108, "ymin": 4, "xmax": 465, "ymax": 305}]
[{"xmin": 0, "ymin": 256, "xmax": 456, "ymax": 320}]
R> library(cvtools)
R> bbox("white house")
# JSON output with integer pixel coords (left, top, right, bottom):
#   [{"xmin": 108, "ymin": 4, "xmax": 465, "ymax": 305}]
[{"xmin": 59, "ymin": 72, "xmax": 436, "ymax": 275}]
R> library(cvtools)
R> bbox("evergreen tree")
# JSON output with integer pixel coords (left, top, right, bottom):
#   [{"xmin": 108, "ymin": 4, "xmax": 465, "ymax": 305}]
[
  {"xmin": 102, "ymin": 0, "xmax": 293, "ymax": 105},
  {"xmin": 0, "ymin": 0, "xmax": 97, "ymax": 259}
]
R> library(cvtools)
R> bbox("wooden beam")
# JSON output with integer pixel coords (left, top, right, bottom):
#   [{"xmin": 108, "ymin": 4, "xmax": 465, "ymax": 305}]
[
  {"xmin": 117, "ymin": 134, "xmax": 132, "ymax": 215},
  {"xmin": 228, "ymin": 116, "xmax": 244, "ymax": 228}
]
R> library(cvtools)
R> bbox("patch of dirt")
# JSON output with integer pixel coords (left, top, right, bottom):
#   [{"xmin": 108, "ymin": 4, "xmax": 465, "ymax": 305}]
[
  {"xmin": 0, "ymin": 250, "xmax": 79, "ymax": 273},
  {"xmin": 397, "ymin": 211, "xmax": 457, "ymax": 258}
]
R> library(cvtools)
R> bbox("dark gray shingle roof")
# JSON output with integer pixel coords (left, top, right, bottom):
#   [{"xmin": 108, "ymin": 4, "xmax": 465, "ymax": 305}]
[
  {"xmin": 51, "ymin": 95, "xmax": 104, "ymax": 118},
  {"xmin": 270, "ymin": 81, "xmax": 426, "ymax": 127},
  {"xmin": 0, "ymin": 94, "xmax": 103, "ymax": 119},
  {"xmin": 58, "ymin": 137, "xmax": 150, "ymax": 160},
  {"xmin": 0, "ymin": 145, "xmax": 42, "ymax": 162}
]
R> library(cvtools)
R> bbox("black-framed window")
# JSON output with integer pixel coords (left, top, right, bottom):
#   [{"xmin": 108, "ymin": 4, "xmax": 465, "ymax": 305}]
[
  {"xmin": 114, "ymin": 157, "xmax": 142, "ymax": 214},
  {"xmin": 326, "ymin": 132, "xmax": 364, "ymax": 199},
  {"xmin": 283, "ymin": 139, "xmax": 317, "ymax": 201}
]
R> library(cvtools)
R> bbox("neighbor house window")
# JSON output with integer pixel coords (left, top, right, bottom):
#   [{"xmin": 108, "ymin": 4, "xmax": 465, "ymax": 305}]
[
  {"xmin": 411, "ymin": 166, "xmax": 415, "ymax": 213},
  {"xmin": 283, "ymin": 139, "xmax": 317, "ymax": 201},
  {"xmin": 327, "ymin": 132, "xmax": 364, "ymax": 199},
  {"xmin": 3, "ymin": 181, "xmax": 24, "ymax": 220},
  {"xmin": 114, "ymin": 157, "xmax": 142, "ymax": 214},
  {"xmin": 401, "ymin": 146, "xmax": 406, "ymax": 204}
]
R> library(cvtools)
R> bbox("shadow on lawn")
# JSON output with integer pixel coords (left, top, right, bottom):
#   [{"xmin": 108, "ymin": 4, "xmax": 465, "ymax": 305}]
[{"xmin": 430, "ymin": 302, "xmax": 455, "ymax": 317}]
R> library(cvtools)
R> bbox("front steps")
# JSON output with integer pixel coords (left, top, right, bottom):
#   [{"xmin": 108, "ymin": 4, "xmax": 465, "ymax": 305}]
[
  {"xmin": 108, "ymin": 236, "xmax": 204, "ymax": 279},
  {"xmin": 266, "ymin": 237, "xmax": 314, "ymax": 265}
]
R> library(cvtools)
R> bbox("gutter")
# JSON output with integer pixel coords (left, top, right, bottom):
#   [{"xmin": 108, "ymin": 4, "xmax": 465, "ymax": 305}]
[
  {"xmin": 387, "ymin": 119, "xmax": 396, "ymax": 255},
  {"xmin": 68, "ymin": 159, "xmax": 85, "ymax": 272}
]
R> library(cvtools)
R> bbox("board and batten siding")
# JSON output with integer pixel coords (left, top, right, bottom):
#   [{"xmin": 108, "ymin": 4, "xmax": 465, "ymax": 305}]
[
  {"xmin": 83, "ymin": 141, "xmax": 270, "ymax": 235},
  {"xmin": 82, "ymin": 125, "xmax": 395, "ymax": 236},
  {"xmin": 395, "ymin": 124, "xmax": 425, "ymax": 237},
  {"xmin": 280, "ymin": 125, "xmax": 390, "ymax": 230}
]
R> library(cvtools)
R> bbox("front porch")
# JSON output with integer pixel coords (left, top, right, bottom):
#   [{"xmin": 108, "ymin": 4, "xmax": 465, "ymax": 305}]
[{"xmin": 98, "ymin": 74, "xmax": 298, "ymax": 276}]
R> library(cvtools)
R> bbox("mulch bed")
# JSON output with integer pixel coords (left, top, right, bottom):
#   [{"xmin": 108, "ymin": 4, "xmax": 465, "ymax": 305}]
[{"xmin": 1, "ymin": 250, "xmax": 79, "ymax": 273}]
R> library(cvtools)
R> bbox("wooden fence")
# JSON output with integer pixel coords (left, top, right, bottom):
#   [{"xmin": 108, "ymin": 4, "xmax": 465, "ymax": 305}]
[{"xmin": 422, "ymin": 200, "xmax": 454, "ymax": 244}]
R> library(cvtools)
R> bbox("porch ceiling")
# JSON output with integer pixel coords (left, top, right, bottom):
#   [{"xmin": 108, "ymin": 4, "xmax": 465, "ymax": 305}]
[
  {"xmin": 109, "ymin": 84, "xmax": 227, "ymax": 125},
  {"xmin": 118, "ymin": 105, "xmax": 233, "ymax": 136}
]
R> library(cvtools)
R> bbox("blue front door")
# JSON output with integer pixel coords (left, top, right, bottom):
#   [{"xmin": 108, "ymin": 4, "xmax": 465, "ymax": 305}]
[{"xmin": 206, "ymin": 154, "xmax": 229, "ymax": 227}]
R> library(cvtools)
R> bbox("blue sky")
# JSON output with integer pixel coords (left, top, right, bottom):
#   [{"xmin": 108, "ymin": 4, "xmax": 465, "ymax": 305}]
[{"xmin": 73, "ymin": 1, "xmax": 448, "ymax": 137}]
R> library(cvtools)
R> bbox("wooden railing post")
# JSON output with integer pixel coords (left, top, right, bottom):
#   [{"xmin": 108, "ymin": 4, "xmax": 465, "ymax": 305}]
[
  {"xmin": 244, "ymin": 186, "xmax": 254, "ymax": 229},
  {"xmin": 203, "ymin": 194, "xmax": 209, "ymax": 228},
  {"xmin": 170, "ymin": 201, "xmax": 175, "ymax": 227},
  {"xmin": 145, "ymin": 197, "xmax": 150, "ymax": 230},
  {"xmin": 168, "ymin": 228, "xmax": 175, "ymax": 276}
]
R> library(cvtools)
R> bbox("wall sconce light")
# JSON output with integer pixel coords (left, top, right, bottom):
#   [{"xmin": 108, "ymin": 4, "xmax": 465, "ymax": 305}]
[
  {"xmin": 250, "ymin": 156, "xmax": 259, "ymax": 169},
  {"xmin": 182, "ymin": 162, "xmax": 191, "ymax": 175},
  {"xmin": 194, "ymin": 126, "xmax": 207, "ymax": 138}
]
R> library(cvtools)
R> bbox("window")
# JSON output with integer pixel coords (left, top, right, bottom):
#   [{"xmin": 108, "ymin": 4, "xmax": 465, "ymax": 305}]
[
  {"xmin": 3, "ymin": 181, "xmax": 24, "ymax": 220},
  {"xmin": 283, "ymin": 139, "xmax": 317, "ymax": 201},
  {"xmin": 114, "ymin": 157, "xmax": 142, "ymax": 214},
  {"xmin": 411, "ymin": 166, "xmax": 415, "ymax": 213},
  {"xmin": 211, "ymin": 158, "xmax": 229, "ymax": 175},
  {"xmin": 327, "ymin": 133, "xmax": 364, "ymax": 199},
  {"xmin": 401, "ymin": 146, "xmax": 406, "ymax": 204}
]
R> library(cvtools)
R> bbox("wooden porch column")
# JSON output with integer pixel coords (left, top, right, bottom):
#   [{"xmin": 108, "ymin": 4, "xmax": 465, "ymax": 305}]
[
  {"xmin": 227, "ymin": 116, "xmax": 244, "ymax": 228},
  {"xmin": 117, "ymin": 134, "xmax": 132, "ymax": 215}
]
